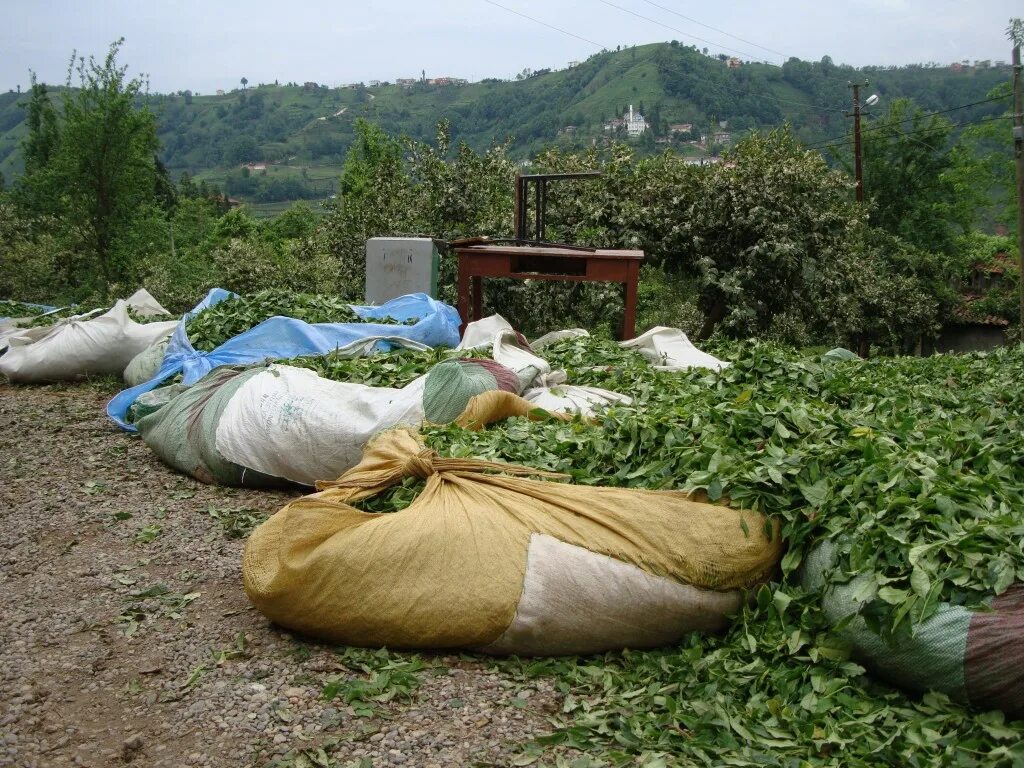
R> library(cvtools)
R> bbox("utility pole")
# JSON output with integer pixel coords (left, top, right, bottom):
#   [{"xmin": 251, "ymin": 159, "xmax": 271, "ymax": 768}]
[
  {"xmin": 848, "ymin": 81, "xmax": 868, "ymax": 202},
  {"xmin": 1011, "ymin": 24, "xmax": 1024, "ymax": 331}
]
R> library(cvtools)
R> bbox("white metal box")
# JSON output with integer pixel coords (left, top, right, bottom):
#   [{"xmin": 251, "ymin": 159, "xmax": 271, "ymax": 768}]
[{"xmin": 364, "ymin": 237, "xmax": 439, "ymax": 304}]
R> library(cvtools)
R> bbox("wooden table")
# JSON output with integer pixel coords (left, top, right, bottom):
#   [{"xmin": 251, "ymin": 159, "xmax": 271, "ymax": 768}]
[{"xmin": 454, "ymin": 244, "xmax": 644, "ymax": 339}]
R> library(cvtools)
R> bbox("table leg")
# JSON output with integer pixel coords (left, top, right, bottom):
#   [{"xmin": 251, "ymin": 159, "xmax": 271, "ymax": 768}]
[
  {"xmin": 622, "ymin": 262, "xmax": 639, "ymax": 340},
  {"xmin": 472, "ymin": 276, "xmax": 483, "ymax": 324},
  {"xmin": 457, "ymin": 254, "xmax": 470, "ymax": 336}
]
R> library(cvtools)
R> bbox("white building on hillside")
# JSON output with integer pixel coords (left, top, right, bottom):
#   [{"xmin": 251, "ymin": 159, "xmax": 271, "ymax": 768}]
[{"xmin": 625, "ymin": 105, "xmax": 647, "ymax": 137}]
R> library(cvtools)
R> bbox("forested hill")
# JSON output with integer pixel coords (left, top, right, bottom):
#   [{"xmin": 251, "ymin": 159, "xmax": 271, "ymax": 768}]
[{"xmin": 0, "ymin": 41, "xmax": 1011, "ymax": 205}]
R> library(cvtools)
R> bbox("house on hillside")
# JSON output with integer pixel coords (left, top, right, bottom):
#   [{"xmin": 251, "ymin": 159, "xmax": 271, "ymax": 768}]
[
  {"xmin": 215, "ymin": 89, "xmax": 225, "ymax": 96},
  {"xmin": 712, "ymin": 131, "xmax": 733, "ymax": 145},
  {"xmin": 396, "ymin": 78, "xmax": 416, "ymax": 87},
  {"xmin": 241, "ymin": 162, "xmax": 267, "ymax": 172},
  {"xmin": 369, "ymin": 80, "xmax": 381, "ymax": 87},
  {"xmin": 604, "ymin": 118, "xmax": 626, "ymax": 131},
  {"xmin": 727, "ymin": 57, "xmax": 742, "ymax": 69},
  {"xmin": 669, "ymin": 123, "xmax": 693, "ymax": 134}
]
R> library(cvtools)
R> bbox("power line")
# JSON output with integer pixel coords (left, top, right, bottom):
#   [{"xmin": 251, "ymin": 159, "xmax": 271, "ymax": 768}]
[
  {"xmin": 638, "ymin": 0, "xmax": 788, "ymax": 60},
  {"xmin": 808, "ymin": 114, "xmax": 1015, "ymax": 154},
  {"xmin": 596, "ymin": 1, "xmax": 845, "ymax": 114},
  {"xmin": 803, "ymin": 96, "xmax": 1011, "ymax": 150},
  {"xmin": 597, "ymin": 0, "xmax": 766, "ymax": 63},
  {"xmin": 480, "ymin": 0, "xmax": 609, "ymax": 50},
  {"xmin": 481, "ymin": 0, "xmax": 842, "ymax": 115}
]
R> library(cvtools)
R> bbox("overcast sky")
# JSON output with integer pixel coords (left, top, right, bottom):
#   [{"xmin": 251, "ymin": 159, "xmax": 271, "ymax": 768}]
[{"xmin": 1, "ymin": 1, "xmax": 1019, "ymax": 94}]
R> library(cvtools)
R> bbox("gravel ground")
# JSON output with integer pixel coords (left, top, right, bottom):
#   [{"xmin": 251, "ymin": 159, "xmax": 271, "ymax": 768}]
[{"xmin": 0, "ymin": 382, "xmax": 564, "ymax": 768}]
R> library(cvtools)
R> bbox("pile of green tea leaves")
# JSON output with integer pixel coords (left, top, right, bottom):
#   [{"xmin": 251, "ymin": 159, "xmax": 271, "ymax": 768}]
[
  {"xmin": 23, "ymin": 304, "xmax": 169, "ymax": 327},
  {"xmin": 402, "ymin": 335, "xmax": 1023, "ymax": 765},
  {"xmin": 0, "ymin": 300, "xmax": 48, "ymax": 318},
  {"xmin": 283, "ymin": 345, "xmax": 488, "ymax": 388},
  {"xmin": 126, "ymin": 307, "xmax": 172, "ymax": 324},
  {"xmin": 186, "ymin": 289, "xmax": 416, "ymax": 352},
  {"xmin": 25, "ymin": 306, "xmax": 80, "ymax": 327}
]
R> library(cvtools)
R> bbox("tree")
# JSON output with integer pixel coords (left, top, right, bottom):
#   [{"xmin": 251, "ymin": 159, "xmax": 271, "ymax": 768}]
[
  {"xmin": 859, "ymin": 98, "xmax": 980, "ymax": 255},
  {"xmin": 17, "ymin": 39, "xmax": 161, "ymax": 297},
  {"xmin": 241, "ymin": 76, "xmax": 248, "ymax": 90},
  {"xmin": 681, "ymin": 128, "xmax": 864, "ymax": 340},
  {"xmin": 225, "ymin": 135, "xmax": 260, "ymax": 164},
  {"xmin": 22, "ymin": 77, "xmax": 59, "ymax": 175}
]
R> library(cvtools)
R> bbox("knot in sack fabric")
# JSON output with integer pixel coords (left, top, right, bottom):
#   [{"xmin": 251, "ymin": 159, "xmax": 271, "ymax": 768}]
[{"xmin": 403, "ymin": 449, "xmax": 437, "ymax": 479}]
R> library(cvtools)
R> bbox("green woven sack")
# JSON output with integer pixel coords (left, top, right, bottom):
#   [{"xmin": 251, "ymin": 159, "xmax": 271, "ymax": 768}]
[
  {"xmin": 126, "ymin": 383, "xmax": 188, "ymax": 423},
  {"xmin": 821, "ymin": 347, "xmax": 860, "ymax": 363},
  {"xmin": 136, "ymin": 367, "xmax": 285, "ymax": 488},
  {"xmin": 802, "ymin": 541, "xmax": 1023, "ymax": 716},
  {"xmin": 422, "ymin": 359, "xmax": 521, "ymax": 424},
  {"xmin": 124, "ymin": 333, "xmax": 172, "ymax": 386}
]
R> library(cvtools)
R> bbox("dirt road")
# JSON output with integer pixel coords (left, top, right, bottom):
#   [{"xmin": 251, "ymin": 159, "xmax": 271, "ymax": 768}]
[{"xmin": 0, "ymin": 382, "xmax": 560, "ymax": 768}]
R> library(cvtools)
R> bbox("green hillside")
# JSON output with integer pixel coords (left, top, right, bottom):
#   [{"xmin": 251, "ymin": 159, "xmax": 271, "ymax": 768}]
[{"xmin": 0, "ymin": 42, "xmax": 1011, "ymax": 209}]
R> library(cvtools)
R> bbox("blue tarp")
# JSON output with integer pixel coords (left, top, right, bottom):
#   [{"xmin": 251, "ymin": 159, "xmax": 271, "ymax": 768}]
[{"xmin": 106, "ymin": 289, "xmax": 462, "ymax": 431}]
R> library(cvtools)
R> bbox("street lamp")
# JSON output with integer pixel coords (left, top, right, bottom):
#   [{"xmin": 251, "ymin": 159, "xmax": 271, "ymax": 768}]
[{"xmin": 847, "ymin": 82, "xmax": 879, "ymax": 202}]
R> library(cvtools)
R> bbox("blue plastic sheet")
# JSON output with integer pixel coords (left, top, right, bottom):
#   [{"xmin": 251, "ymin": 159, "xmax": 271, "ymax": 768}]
[{"xmin": 106, "ymin": 289, "xmax": 462, "ymax": 431}]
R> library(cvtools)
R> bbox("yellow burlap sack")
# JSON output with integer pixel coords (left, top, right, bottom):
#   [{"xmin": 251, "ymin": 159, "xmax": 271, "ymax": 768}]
[{"xmin": 243, "ymin": 397, "xmax": 782, "ymax": 654}]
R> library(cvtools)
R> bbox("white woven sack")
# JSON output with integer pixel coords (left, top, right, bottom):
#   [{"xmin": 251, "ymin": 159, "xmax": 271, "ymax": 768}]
[
  {"xmin": 0, "ymin": 301, "xmax": 177, "ymax": 383},
  {"xmin": 620, "ymin": 327, "xmax": 729, "ymax": 372},
  {"xmin": 215, "ymin": 365, "xmax": 428, "ymax": 486},
  {"xmin": 523, "ymin": 384, "xmax": 632, "ymax": 418},
  {"xmin": 478, "ymin": 534, "xmax": 742, "ymax": 655}
]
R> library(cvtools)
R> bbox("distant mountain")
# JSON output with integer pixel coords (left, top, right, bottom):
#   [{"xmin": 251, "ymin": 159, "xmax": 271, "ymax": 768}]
[{"xmin": 0, "ymin": 42, "xmax": 1010, "ymax": 207}]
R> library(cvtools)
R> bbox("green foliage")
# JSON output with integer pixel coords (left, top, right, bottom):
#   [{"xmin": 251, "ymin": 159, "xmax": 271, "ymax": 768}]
[
  {"xmin": 13, "ymin": 40, "xmax": 162, "ymax": 300},
  {"xmin": 860, "ymin": 99, "xmax": 981, "ymax": 255},
  {"xmin": 284, "ymin": 345, "xmax": 482, "ymax": 387},
  {"xmin": 686, "ymin": 129, "xmax": 862, "ymax": 340},
  {"xmin": 951, "ymin": 231, "xmax": 1020, "ymax": 325},
  {"xmin": 186, "ymin": 288, "xmax": 357, "ymax": 350},
  {"xmin": 124, "ymin": 195, "xmax": 227, "ymax": 312},
  {"xmin": 21, "ymin": 79, "xmax": 59, "ymax": 176},
  {"xmin": 321, "ymin": 649, "xmax": 424, "ymax": 717},
  {"xmin": 319, "ymin": 119, "xmax": 516, "ymax": 301},
  {"xmin": 184, "ymin": 288, "xmax": 416, "ymax": 351},
  {"xmin": 206, "ymin": 505, "xmax": 269, "ymax": 539},
  {"xmin": 960, "ymin": 83, "xmax": 1016, "ymax": 231},
  {"xmin": 841, "ymin": 227, "xmax": 946, "ymax": 353},
  {"xmin": 0, "ymin": 43, "xmax": 1013, "ymax": 203},
  {"xmin": 0, "ymin": 299, "xmax": 47, "ymax": 316}
]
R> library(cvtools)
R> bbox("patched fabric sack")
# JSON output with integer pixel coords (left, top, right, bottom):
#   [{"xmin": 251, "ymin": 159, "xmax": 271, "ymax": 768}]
[
  {"xmin": 243, "ymin": 428, "xmax": 782, "ymax": 654},
  {"xmin": 802, "ymin": 542, "xmax": 1024, "ymax": 717}
]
